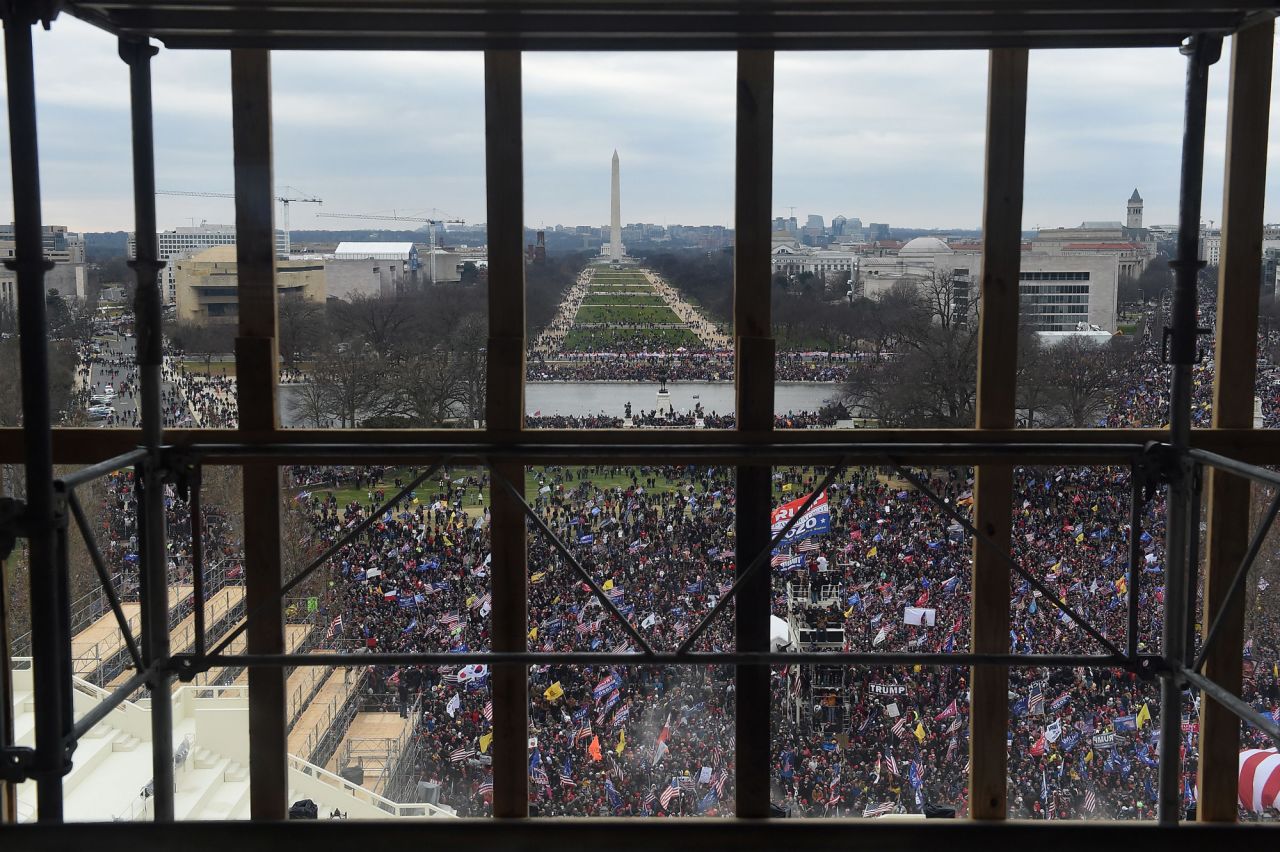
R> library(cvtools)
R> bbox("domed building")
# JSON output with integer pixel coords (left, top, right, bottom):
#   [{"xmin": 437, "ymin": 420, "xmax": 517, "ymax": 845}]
[{"xmin": 897, "ymin": 236, "xmax": 953, "ymax": 255}]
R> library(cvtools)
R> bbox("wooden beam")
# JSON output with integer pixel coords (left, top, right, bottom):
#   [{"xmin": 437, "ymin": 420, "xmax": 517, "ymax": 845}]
[
  {"xmin": 1198, "ymin": 17, "xmax": 1272, "ymax": 824},
  {"xmin": 969, "ymin": 46, "xmax": 1028, "ymax": 821},
  {"xmin": 733, "ymin": 49, "xmax": 774, "ymax": 820},
  {"xmin": 484, "ymin": 48, "xmax": 528, "ymax": 819},
  {"xmin": 230, "ymin": 47, "xmax": 286, "ymax": 821}
]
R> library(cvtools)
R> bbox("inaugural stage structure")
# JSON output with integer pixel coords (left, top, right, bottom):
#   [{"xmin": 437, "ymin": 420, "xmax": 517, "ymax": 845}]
[{"xmin": 4, "ymin": 2, "xmax": 1280, "ymax": 849}]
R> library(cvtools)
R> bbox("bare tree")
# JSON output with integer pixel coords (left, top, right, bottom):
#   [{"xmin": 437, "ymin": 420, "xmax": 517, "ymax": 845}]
[{"xmin": 1043, "ymin": 337, "xmax": 1121, "ymax": 427}]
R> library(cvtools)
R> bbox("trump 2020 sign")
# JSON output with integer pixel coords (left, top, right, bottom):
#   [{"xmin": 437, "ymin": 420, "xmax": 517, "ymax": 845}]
[{"xmin": 770, "ymin": 491, "xmax": 831, "ymax": 545}]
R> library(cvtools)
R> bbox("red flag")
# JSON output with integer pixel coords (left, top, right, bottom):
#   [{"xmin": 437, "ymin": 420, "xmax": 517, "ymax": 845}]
[
  {"xmin": 588, "ymin": 735, "xmax": 603, "ymax": 762},
  {"xmin": 1030, "ymin": 735, "xmax": 1046, "ymax": 757}
]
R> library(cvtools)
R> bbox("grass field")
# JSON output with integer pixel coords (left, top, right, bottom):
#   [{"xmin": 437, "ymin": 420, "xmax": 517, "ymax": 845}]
[
  {"xmin": 563, "ymin": 327, "xmax": 704, "ymax": 351},
  {"xmin": 574, "ymin": 304, "xmax": 683, "ymax": 324},
  {"xmin": 591, "ymin": 272, "xmax": 650, "ymax": 285},
  {"xmin": 580, "ymin": 293, "xmax": 667, "ymax": 306},
  {"xmin": 179, "ymin": 359, "xmax": 237, "ymax": 377}
]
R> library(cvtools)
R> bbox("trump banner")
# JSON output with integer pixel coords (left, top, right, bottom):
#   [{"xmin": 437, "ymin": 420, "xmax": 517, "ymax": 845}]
[{"xmin": 771, "ymin": 491, "xmax": 831, "ymax": 546}]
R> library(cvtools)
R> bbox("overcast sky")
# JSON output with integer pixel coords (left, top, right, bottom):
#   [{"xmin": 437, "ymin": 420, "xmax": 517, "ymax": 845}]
[{"xmin": 2, "ymin": 14, "xmax": 1278, "ymax": 233}]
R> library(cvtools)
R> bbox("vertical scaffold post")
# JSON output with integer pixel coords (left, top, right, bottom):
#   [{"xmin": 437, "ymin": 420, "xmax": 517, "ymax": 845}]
[
  {"xmin": 484, "ymin": 49, "xmax": 529, "ymax": 819},
  {"xmin": 231, "ymin": 48, "xmax": 287, "ymax": 820},
  {"xmin": 734, "ymin": 49, "xmax": 775, "ymax": 820},
  {"xmin": 1198, "ymin": 18, "xmax": 1272, "ymax": 823},
  {"xmin": 4, "ymin": 6, "xmax": 66, "ymax": 822},
  {"xmin": 1160, "ymin": 33, "xmax": 1220, "ymax": 826},
  {"xmin": 969, "ymin": 47, "xmax": 1027, "ymax": 821},
  {"xmin": 120, "ymin": 35, "xmax": 174, "ymax": 822}
]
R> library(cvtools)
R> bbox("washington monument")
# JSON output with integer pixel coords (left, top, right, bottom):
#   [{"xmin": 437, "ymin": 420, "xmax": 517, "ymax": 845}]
[{"xmin": 609, "ymin": 149, "xmax": 624, "ymax": 262}]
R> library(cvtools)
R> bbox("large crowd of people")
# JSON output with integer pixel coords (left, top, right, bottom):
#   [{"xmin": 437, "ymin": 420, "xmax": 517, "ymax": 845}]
[
  {"xmin": 260, "ymin": 448, "xmax": 1276, "ymax": 821},
  {"xmin": 525, "ymin": 352, "xmax": 863, "ymax": 383},
  {"xmin": 66, "ymin": 284, "xmax": 1280, "ymax": 822}
]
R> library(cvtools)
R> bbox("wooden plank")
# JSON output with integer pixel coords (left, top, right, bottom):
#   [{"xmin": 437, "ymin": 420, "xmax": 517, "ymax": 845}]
[
  {"xmin": 732, "ymin": 49, "xmax": 774, "ymax": 820},
  {"xmin": 484, "ymin": 49, "xmax": 528, "ymax": 819},
  {"xmin": 1198, "ymin": 17, "xmax": 1273, "ymax": 824},
  {"xmin": 230, "ymin": 47, "xmax": 286, "ymax": 821},
  {"xmin": 969, "ymin": 46, "xmax": 1028, "ymax": 821}
]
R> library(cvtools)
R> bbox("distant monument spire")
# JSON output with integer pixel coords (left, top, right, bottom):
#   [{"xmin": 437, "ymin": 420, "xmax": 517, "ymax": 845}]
[{"xmin": 610, "ymin": 150, "xmax": 624, "ymax": 262}]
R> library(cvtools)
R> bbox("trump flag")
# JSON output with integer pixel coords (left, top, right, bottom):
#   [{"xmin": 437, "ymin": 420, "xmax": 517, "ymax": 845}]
[{"xmin": 771, "ymin": 491, "xmax": 831, "ymax": 546}]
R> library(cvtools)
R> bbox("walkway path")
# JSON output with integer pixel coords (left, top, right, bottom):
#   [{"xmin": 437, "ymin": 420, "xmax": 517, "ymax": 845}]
[{"xmin": 533, "ymin": 265, "xmax": 729, "ymax": 354}]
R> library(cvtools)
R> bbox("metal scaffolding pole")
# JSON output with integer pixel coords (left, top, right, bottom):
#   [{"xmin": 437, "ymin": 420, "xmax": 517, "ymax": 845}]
[
  {"xmin": 120, "ymin": 36, "xmax": 174, "ymax": 821},
  {"xmin": 3, "ymin": 8, "xmax": 66, "ymax": 822},
  {"xmin": 1159, "ymin": 33, "xmax": 1220, "ymax": 826}
]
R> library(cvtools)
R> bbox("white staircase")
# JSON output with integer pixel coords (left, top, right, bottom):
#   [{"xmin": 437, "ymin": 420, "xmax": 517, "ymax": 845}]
[{"xmin": 7, "ymin": 660, "xmax": 456, "ymax": 821}]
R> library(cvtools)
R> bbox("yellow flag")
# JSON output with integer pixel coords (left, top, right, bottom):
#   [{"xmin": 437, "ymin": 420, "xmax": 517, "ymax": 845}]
[
  {"xmin": 544, "ymin": 681, "xmax": 564, "ymax": 702},
  {"xmin": 1085, "ymin": 749, "xmax": 1094, "ymax": 764},
  {"xmin": 1075, "ymin": 532, "xmax": 1085, "ymax": 543},
  {"xmin": 844, "ymin": 607, "xmax": 854, "ymax": 618},
  {"xmin": 914, "ymin": 722, "xmax": 926, "ymax": 743},
  {"xmin": 1136, "ymin": 702, "xmax": 1151, "ymax": 728},
  {"xmin": 1050, "ymin": 560, "xmax": 1062, "ymax": 574},
  {"xmin": 479, "ymin": 732, "xmax": 493, "ymax": 753},
  {"xmin": 782, "ymin": 483, "xmax": 793, "ymax": 492},
  {"xmin": 528, "ymin": 627, "xmax": 538, "ymax": 641},
  {"xmin": 531, "ymin": 571, "xmax": 546, "ymax": 584},
  {"xmin": 615, "ymin": 729, "xmax": 626, "ymax": 756},
  {"xmin": 867, "ymin": 546, "xmax": 878, "ymax": 558},
  {"xmin": 603, "ymin": 579, "xmax": 614, "ymax": 591}
]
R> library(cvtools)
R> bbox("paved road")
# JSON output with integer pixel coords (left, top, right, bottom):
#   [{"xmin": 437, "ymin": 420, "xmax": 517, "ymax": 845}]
[{"xmin": 82, "ymin": 334, "xmax": 185, "ymax": 428}]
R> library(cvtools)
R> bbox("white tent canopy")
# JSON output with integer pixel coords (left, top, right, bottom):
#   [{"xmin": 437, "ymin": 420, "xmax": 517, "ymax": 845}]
[{"xmin": 770, "ymin": 615, "xmax": 792, "ymax": 651}]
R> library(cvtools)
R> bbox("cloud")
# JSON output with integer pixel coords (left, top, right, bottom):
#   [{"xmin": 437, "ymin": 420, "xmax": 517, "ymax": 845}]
[{"xmin": 0, "ymin": 17, "xmax": 1274, "ymax": 234}]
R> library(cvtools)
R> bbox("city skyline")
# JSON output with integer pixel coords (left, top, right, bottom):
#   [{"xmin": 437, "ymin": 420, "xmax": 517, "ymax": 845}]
[{"xmin": 2, "ymin": 15, "xmax": 1279, "ymax": 233}]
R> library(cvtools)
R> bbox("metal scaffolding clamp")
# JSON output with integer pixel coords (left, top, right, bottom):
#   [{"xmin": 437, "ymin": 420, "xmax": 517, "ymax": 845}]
[{"xmin": 0, "ymin": 744, "xmax": 36, "ymax": 783}]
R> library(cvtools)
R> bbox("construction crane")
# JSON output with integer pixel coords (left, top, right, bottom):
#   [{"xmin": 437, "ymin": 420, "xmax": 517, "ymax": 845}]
[
  {"xmin": 316, "ymin": 211, "xmax": 466, "ymax": 285},
  {"xmin": 315, "ymin": 211, "xmax": 465, "ymax": 235},
  {"xmin": 155, "ymin": 186, "xmax": 322, "ymax": 253}
]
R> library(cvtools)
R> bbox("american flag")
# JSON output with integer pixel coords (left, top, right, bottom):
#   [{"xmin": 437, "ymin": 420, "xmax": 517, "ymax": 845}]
[
  {"xmin": 327, "ymin": 614, "xmax": 343, "ymax": 638},
  {"xmin": 884, "ymin": 754, "xmax": 899, "ymax": 777},
  {"xmin": 659, "ymin": 779, "xmax": 681, "ymax": 809},
  {"xmin": 1084, "ymin": 789, "xmax": 1097, "ymax": 813},
  {"xmin": 1048, "ymin": 793, "xmax": 1057, "ymax": 821},
  {"xmin": 440, "ymin": 612, "xmax": 461, "ymax": 629},
  {"xmin": 450, "ymin": 746, "xmax": 475, "ymax": 763},
  {"xmin": 477, "ymin": 780, "xmax": 493, "ymax": 798},
  {"xmin": 483, "ymin": 700, "xmax": 493, "ymax": 722},
  {"xmin": 471, "ymin": 592, "xmax": 491, "ymax": 610},
  {"xmin": 643, "ymin": 789, "xmax": 656, "ymax": 812},
  {"xmin": 797, "ymin": 539, "xmax": 820, "ymax": 553},
  {"xmin": 892, "ymin": 716, "xmax": 910, "ymax": 740},
  {"xmin": 1029, "ymin": 682, "xmax": 1045, "ymax": 716},
  {"xmin": 560, "ymin": 762, "xmax": 576, "ymax": 787},
  {"xmin": 717, "ymin": 581, "xmax": 733, "ymax": 596},
  {"xmin": 575, "ymin": 720, "xmax": 592, "ymax": 744},
  {"xmin": 531, "ymin": 767, "xmax": 551, "ymax": 786},
  {"xmin": 770, "ymin": 553, "xmax": 793, "ymax": 567},
  {"xmin": 712, "ymin": 768, "xmax": 729, "ymax": 797},
  {"xmin": 863, "ymin": 801, "xmax": 895, "ymax": 817}
]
